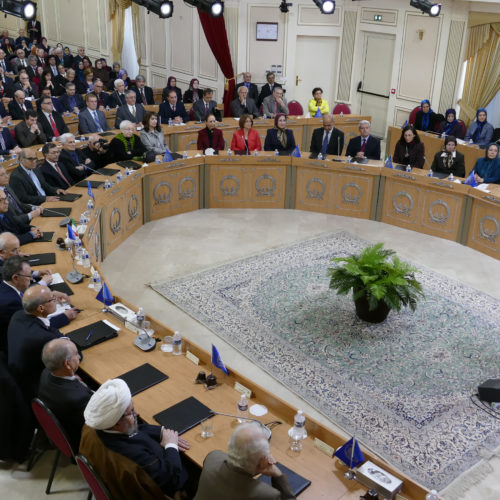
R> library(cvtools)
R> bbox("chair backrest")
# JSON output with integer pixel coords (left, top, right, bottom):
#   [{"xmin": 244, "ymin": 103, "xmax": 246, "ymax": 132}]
[
  {"xmin": 409, "ymin": 106, "xmax": 420, "ymax": 125},
  {"xmin": 288, "ymin": 100, "xmax": 303, "ymax": 116},
  {"xmin": 76, "ymin": 455, "xmax": 112, "ymax": 500},
  {"xmin": 333, "ymin": 103, "xmax": 351, "ymax": 115},
  {"xmin": 31, "ymin": 398, "xmax": 75, "ymax": 458}
]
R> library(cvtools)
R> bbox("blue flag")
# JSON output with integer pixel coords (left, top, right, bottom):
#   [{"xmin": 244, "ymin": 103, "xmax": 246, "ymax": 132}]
[
  {"xmin": 163, "ymin": 147, "xmax": 173, "ymax": 163},
  {"xmin": 463, "ymin": 171, "xmax": 477, "ymax": 187},
  {"xmin": 96, "ymin": 281, "xmax": 114, "ymax": 306},
  {"xmin": 87, "ymin": 181, "xmax": 94, "ymax": 199},
  {"xmin": 211, "ymin": 344, "xmax": 229, "ymax": 375},
  {"xmin": 67, "ymin": 224, "xmax": 76, "ymax": 241},
  {"xmin": 334, "ymin": 437, "xmax": 364, "ymax": 468},
  {"xmin": 314, "ymin": 107, "xmax": 322, "ymax": 118},
  {"xmin": 384, "ymin": 155, "xmax": 393, "ymax": 169},
  {"xmin": 291, "ymin": 145, "xmax": 301, "ymax": 158}
]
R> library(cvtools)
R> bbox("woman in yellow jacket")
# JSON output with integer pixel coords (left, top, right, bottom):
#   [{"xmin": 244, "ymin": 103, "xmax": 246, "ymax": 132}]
[{"xmin": 308, "ymin": 87, "xmax": 329, "ymax": 116}]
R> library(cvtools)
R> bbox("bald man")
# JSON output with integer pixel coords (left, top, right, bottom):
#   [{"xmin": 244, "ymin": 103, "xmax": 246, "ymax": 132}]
[{"xmin": 309, "ymin": 114, "xmax": 344, "ymax": 157}]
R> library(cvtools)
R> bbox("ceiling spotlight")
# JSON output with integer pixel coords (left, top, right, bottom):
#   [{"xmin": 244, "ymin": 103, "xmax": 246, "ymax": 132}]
[
  {"xmin": 410, "ymin": 0, "xmax": 441, "ymax": 16},
  {"xmin": 22, "ymin": 1, "xmax": 36, "ymax": 19},
  {"xmin": 159, "ymin": 0, "xmax": 173, "ymax": 18},
  {"xmin": 279, "ymin": 0, "xmax": 292, "ymax": 13},
  {"xmin": 184, "ymin": 0, "xmax": 224, "ymax": 17},
  {"xmin": 0, "ymin": 0, "xmax": 37, "ymax": 20},
  {"xmin": 313, "ymin": 0, "xmax": 335, "ymax": 15},
  {"xmin": 210, "ymin": 0, "xmax": 223, "ymax": 17}
]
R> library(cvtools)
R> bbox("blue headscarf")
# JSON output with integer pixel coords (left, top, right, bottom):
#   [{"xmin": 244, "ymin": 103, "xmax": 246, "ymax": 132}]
[
  {"xmin": 443, "ymin": 108, "xmax": 457, "ymax": 135},
  {"xmin": 420, "ymin": 99, "xmax": 433, "ymax": 131},
  {"xmin": 472, "ymin": 108, "xmax": 488, "ymax": 143}
]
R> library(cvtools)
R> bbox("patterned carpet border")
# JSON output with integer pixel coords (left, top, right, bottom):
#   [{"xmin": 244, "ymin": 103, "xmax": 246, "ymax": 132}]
[{"xmin": 150, "ymin": 231, "xmax": 500, "ymax": 490}]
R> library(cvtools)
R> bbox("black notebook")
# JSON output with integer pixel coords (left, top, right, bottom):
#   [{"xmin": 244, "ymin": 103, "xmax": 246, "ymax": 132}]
[
  {"xmin": 49, "ymin": 281, "xmax": 74, "ymax": 296},
  {"xmin": 42, "ymin": 207, "xmax": 72, "ymax": 217},
  {"xmin": 34, "ymin": 232, "xmax": 54, "ymax": 242},
  {"xmin": 154, "ymin": 397, "xmax": 212, "ymax": 435},
  {"xmin": 67, "ymin": 320, "xmax": 118, "ymax": 350},
  {"xmin": 98, "ymin": 132, "xmax": 114, "ymax": 137},
  {"xmin": 27, "ymin": 253, "xmax": 56, "ymax": 266},
  {"xmin": 259, "ymin": 462, "xmax": 311, "ymax": 496},
  {"xmin": 76, "ymin": 180, "xmax": 104, "ymax": 188},
  {"xmin": 117, "ymin": 363, "xmax": 168, "ymax": 396},
  {"xmin": 59, "ymin": 193, "xmax": 82, "ymax": 202},
  {"xmin": 97, "ymin": 167, "xmax": 120, "ymax": 176},
  {"xmin": 116, "ymin": 160, "xmax": 142, "ymax": 169}
]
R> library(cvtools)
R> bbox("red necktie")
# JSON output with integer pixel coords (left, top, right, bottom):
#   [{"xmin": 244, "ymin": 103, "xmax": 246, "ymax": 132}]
[
  {"xmin": 172, "ymin": 106, "xmax": 175, "ymax": 112},
  {"xmin": 205, "ymin": 103, "xmax": 209, "ymax": 116},
  {"xmin": 361, "ymin": 138, "xmax": 366, "ymax": 152},
  {"xmin": 49, "ymin": 114, "xmax": 59, "ymax": 137},
  {"xmin": 54, "ymin": 163, "xmax": 71, "ymax": 187}
]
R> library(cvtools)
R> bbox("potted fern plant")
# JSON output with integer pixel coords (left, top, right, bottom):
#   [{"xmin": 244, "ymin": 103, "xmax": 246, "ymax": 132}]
[{"xmin": 327, "ymin": 243, "xmax": 424, "ymax": 323}]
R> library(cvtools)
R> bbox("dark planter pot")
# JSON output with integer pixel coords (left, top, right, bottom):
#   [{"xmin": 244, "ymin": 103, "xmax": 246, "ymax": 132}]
[{"xmin": 354, "ymin": 293, "xmax": 391, "ymax": 323}]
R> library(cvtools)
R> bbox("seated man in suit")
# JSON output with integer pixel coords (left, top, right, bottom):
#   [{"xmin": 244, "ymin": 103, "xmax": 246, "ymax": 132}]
[
  {"xmin": 114, "ymin": 90, "xmax": 145, "ymax": 129},
  {"xmin": 60, "ymin": 82, "xmax": 85, "ymax": 114},
  {"xmin": 235, "ymin": 72, "xmax": 259, "ymax": 102},
  {"xmin": 0, "ymin": 117, "xmax": 21, "ymax": 156},
  {"xmin": 15, "ymin": 110, "xmax": 47, "ymax": 147},
  {"xmin": 0, "ymin": 48, "xmax": 12, "ymax": 73},
  {"xmin": 79, "ymin": 93, "xmax": 111, "ymax": 134},
  {"xmin": 132, "ymin": 74, "xmax": 154, "ymax": 105},
  {"xmin": 37, "ymin": 95, "xmax": 69, "ymax": 141},
  {"xmin": 309, "ymin": 114, "xmax": 344, "ymax": 157},
  {"xmin": 15, "ymin": 29, "xmax": 29, "ymax": 49},
  {"xmin": 8, "ymin": 90, "xmax": 33, "ymax": 120},
  {"xmin": 108, "ymin": 78, "xmax": 126, "ymax": 109},
  {"xmin": 38, "ymin": 338, "xmax": 92, "ymax": 451},
  {"xmin": 13, "ymin": 72, "xmax": 39, "ymax": 100},
  {"xmin": 193, "ymin": 88, "xmax": 219, "ymax": 122},
  {"xmin": 40, "ymin": 142, "xmax": 74, "ymax": 189},
  {"xmin": 159, "ymin": 89, "xmax": 189, "ymax": 125},
  {"xmin": 262, "ymin": 87, "xmax": 289, "ymax": 119},
  {"xmin": 345, "ymin": 120, "xmax": 381, "ymax": 161},
  {"xmin": 194, "ymin": 422, "xmax": 295, "ymax": 500},
  {"xmin": 37, "ymin": 86, "xmax": 65, "ymax": 114},
  {"xmin": 58, "ymin": 133, "xmax": 94, "ymax": 182},
  {"xmin": 8, "ymin": 150, "xmax": 64, "ymax": 205},
  {"xmin": 81, "ymin": 378, "xmax": 190, "ymax": 499},
  {"xmin": 12, "ymin": 48, "xmax": 28, "ymax": 74},
  {"xmin": 257, "ymin": 71, "xmax": 282, "ymax": 108},
  {"xmin": 92, "ymin": 79, "xmax": 110, "ymax": 110},
  {"xmin": 231, "ymin": 86, "xmax": 259, "ymax": 119}
]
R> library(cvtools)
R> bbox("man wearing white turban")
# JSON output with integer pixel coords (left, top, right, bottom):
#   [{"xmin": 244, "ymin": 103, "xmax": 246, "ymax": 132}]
[{"xmin": 81, "ymin": 378, "xmax": 190, "ymax": 498}]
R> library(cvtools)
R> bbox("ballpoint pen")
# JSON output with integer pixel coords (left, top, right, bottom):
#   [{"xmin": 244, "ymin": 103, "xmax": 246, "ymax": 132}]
[{"xmin": 85, "ymin": 329, "xmax": 94, "ymax": 343}]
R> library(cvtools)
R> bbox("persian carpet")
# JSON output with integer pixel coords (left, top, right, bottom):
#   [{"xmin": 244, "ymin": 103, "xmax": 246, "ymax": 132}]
[{"xmin": 151, "ymin": 231, "xmax": 500, "ymax": 490}]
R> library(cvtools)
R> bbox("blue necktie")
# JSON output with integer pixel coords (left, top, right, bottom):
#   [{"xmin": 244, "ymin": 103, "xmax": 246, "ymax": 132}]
[
  {"xmin": 92, "ymin": 111, "xmax": 103, "ymax": 132},
  {"xmin": 321, "ymin": 132, "xmax": 329, "ymax": 154},
  {"xmin": 28, "ymin": 169, "xmax": 46, "ymax": 196}
]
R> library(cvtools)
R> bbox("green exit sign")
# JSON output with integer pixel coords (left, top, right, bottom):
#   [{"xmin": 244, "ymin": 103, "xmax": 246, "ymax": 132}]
[{"xmin": 374, "ymin": 14, "xmax": 382, "ymax": 21}]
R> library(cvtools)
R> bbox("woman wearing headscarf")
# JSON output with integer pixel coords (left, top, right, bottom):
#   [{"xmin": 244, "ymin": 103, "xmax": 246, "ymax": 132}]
[
  {"xmin": 393, "ymin": 124, "xmax": 425, "ymax": 169},
  {"xmin": 471, "ymin": 143, "xmax": 500, "ymax": 184},
  {"xmin": 414, "ymin": 99, "xmax": 438, "ymax": 132},
  {"xmin": 93, "ymin": 58, "xmax": 110, "ymax": 87},
  {"xmin": 430, "ymin": 136, "xmax": 465, "ymax": 177},
  {"xmin": 183, "ymin": 78, "xmax": 203, "ymax": 104},
  {"xmin": 161, "ymin": 76, "xmax": 182, "ymax": 102},
  {"xmin": 464, "ymin": 108, "xmax": 494, "ymax": 148},
  {"xmin": 437, "ymin": 108, "xmax": 464, "ymax": 139},
  {"xmin": 264, "ymin": 113, "xmax": 296, "ymax": 154}
]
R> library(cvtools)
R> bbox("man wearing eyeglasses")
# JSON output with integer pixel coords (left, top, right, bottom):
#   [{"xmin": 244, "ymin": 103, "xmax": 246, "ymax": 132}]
[{"xmin": 8, "ymin": 149, "xmax": 64, "ymax": 205}]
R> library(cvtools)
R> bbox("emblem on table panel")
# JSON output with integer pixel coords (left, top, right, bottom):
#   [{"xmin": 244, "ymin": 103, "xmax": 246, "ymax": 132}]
[
  {"xmin": 109, "ymin": 207, "xmax": 121, "ymax": 234},
  {"xmin": 220, "ymin": 175, "xmax": 240, "ymax": 196},
  {"xmin": 479, "ymin": 215, "xmax": 500, "ymax": 243},
  {"xmin": 341, "ymin": 182, "xmax": 362, "ymax": 204},
  {"xmin": 178, "ymin": 176, "xmax": 197, "ymax": 200},
  {"xmin": 255, "ymin": 174, "xmax": 276, "ymax": 197},
  {"xmin": 128, "ymin": 194, "xmax": 139, "ymax": 221},
  {"xmin": 306, "ymin": 177, "xmax": 326, "ymax": 200},
  {"xmin": 153, "ymin": 181, "xmax": 172, "ymax": 204},
  {"xmin": 392, "ymin": 191, "xmax": 413, "ymax": 217},
  {"xmin": 428, "ymin": 199, "xmax": 450, "ymax": 224}
]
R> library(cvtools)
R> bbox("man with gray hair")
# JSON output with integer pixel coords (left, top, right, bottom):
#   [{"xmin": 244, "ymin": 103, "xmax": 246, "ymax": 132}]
[
  {"xmin": 194, "ymin": 422, "xmax": 295, "ymax": 499},
  {"xmin": 58, "ymin": 132, "xmax": 95, "ymax": 181},
  {"xmin": 132, "ymin": 74, "xmax": 154, "ymax": 105},
  {"xmin": 262, "ymin": 86, "xmax": 289, "ymax": 119},
  {"xmin": 114, "ymin": 89, "xmax": 145, "ymax": 129},
  {"xmin": 109, "ymin": 78, "xmax": 126, "ymax": 108},
  {"xmin": 60, "ymin": 81, "xmax": 85, "ymax": 114},
  {"xmin": 38, "ymin": 338, "xmax": 92, "ymax": 450},
  {"xmin": 345, "ymin": 119, "xmax": 381, "ymax": 161}
]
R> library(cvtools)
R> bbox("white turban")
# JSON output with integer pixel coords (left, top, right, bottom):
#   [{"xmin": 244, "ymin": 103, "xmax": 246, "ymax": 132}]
[{"xmin": 84, "ymin": 379, "xmax": 131, "ymax": 430}]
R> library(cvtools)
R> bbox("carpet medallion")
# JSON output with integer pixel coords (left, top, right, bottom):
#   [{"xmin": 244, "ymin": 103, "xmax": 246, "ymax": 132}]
[{"xmin": 151, "ymin": 231, "xmax": 500, "ymax": 490}]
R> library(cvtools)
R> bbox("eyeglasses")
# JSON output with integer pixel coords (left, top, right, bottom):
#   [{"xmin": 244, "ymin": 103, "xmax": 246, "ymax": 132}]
[
  {"xmin": 15, "ymin": 274, "xmax": 32, "ymax": 279},
  {"xmin": 24, "ymin": 157, "xmax": 37, "ymax": 161},
  {"xmin": 44, "ymin": 296, "xmax": 57, "ymax": 303}
]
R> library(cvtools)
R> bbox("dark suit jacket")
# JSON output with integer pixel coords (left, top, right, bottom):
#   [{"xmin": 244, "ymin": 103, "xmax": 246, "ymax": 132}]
[
  {"xmin": 14, "ymin": 119, "xmax": 47, "ymax": 147},
  {"xmin": 8, "ymin": 99, "xmax": 33, "ymax": 120},
  {"xmin": 108, "ymin": 90, "xmax": 126, "ymax": 109},
  {"xmin": 231, "ymin": 98, "xmax": 259, "ymax": 118},
  {"xmin": 94, "ymin": 91, "xmax": 110, "ymax": 109},
  {"xmin": 235, "ymin": 82, "xmax": 259, "ymax": 101},
  {"xmin": 264, "ymin": 128, "xmax": 296, "ymax": 154},
  {"xmin": 132, "ymin": 86, "xmax": 154, "ymax": 105},
  {"xmin": 158, "ymin": 101, "xmax": 189, "ymax": 124},
  {"xmin": 309, "ymin": 127, "xmax": 344, "ymax": 156},
  {"xmin": 35, "ymin": 96, "xmax": 64, "ymax": 114},
  {"xmin": 2, "ymin": 186, "xmax": 32, "ymax": 226},
  {"xmin": 60, "ymin": 93, "xmax": 85, "ymax": 112},
  {"xmin": 0, "ymin": 58, "xmax": 12, "ymax": 74},
  {"xmin": 12, "ymin": 82, "xmax": 38, "ymax": 99},
  {"xmin": 78, "ymin": 108, "xmax": 110, "ymax": 134},
  {"xmin": 58, "ymin": 149, "xmax": 92, "ymax": 182},
  {"xmin": 114, "ymin": 103, "xmax": 146, "ymax": 129},
  {"xmin": 37, "ymin": 110, "xmax": 69, "ymax": 141},
  {"xmin": 26, "ymin": 65, "xmax": 39, "ymax": 81},
  {"xmin": 197, "ymin": 127, "xmax": 225, "ymax": 151},
  {"xmin": 345, "ymin": 135, "xmax": 381, "ymax": 160},
  {"xmin": 0, "ymin": 127, "xmax": 17, "ymax": 155},
  {"xmin": 192, "ymin": 99, "xmax": 218, "ymax": 122},
  {"xmin": 9, "ymin": 165, "xmax": 58, "ymax": 205},
  {"xmin": 0, "ymin": 101, "xmax": 8, "ymax": 118},
  {"xmin": 0, "ymin": 212, "xmax": 33, "ymax": 245},
  {"xmin": 161, "ymin": 86, "xmax": 182, "ymax": 103},
  {"xmin": 27, "ymin": 20, "xmax": 42, "ymax": 42},
  {"xmin": 430, "ymin": 151, "xmax": 465, "ymax": 178},
  {"xmin": 40, "ymin": 160, "xmax": 74, "ymax": 189},
  {"xmin": 38, "ymin": 369, "xmax": 93, "ymax": 451},
  {"xmin": 257, "ymin": 82, "xmax": 282, "ymax": 107},
  {"xmin": 7, "ymin": 310, "xmax": 63, "ymax": 401}
]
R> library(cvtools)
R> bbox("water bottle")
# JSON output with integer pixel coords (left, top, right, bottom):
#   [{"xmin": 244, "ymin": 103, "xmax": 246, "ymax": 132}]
[
  {"xmin": 106, "ymin": 105, "xmax": 110, "ymax": 112},
  {"xmin": 317, "ymin": 153, "xmax": 323, "ymax": 160},
  {"xmin": 274, "ymin": 149, "xmax": 279, "ymax": 156},
  {"xmin": 448, "ymin": 172, "xmax": 454, "ymax": 182},
  {"xmin": 406, "ymin": 164, "xmax": 412, "ymax": 173},
  {"xmin": 125, "ymin": 167, "xmax": 132, "ymax": 176},
  {"xmin": 263, "ymin": 113, "xmax": 267, "ymax": 119},
  {"xmin": 425, "ymin": 490, "xmax": 439, "ymax": 500},
  {"xmin": 82, "ymin": 249, "xmax": 90, "ymax": 268},
  {"xmin": 65, "ymin": 111, "xmax": 70, "ymax": 117},
  {"xmin": 92, "ymin": 270, "xmax": 102, "ymax": 292},
  {"xmin": 11, "ymin": 152, "xmax": 17, "ymax": 159},
  {"xmin": 116, "ymin": 171, "xmax": 123, "ymax": 183},
  {"xmin": 136, "ymin": 307, "xmax": 145, "ymax": 329},
  {"xmin": 253, "ymin": 149, "xmax": 258, "ymax": 156},
  {"xmin": 172, "ymin": 331, "xmax": 182, "ymax": 355},
  {"xmin": 182, "ymin": 150, "xmax": 188, "ymax": 159},
  {"xmin": 104, "ymin": 178, "xmax": 111, "ymax": 189},
  {"xmin": 79, "ymin": 212, "xmax": 88, "ymax": 226},
  {"xmin": 80, "ymin": 135, "xmax": 86, "ymax": 142},
  {"xmin": 340, "ymin": 111, "xmax": 344, "ymax": 118},
  {"xmin": 227, "ymin": 148, "xmax": 232, "ymax": 156},
  {"xmin": 87, "ymin": 198, "xmax": 94, "ymax": 211},
  {"xmin": 237, "ymin": 394, "xmax": 249, "ymax": 423},
  {"xmin": 469, "ymin": 139, "xmax": 474, "ymax": 145},
  {"xmin": 428, "ymin": 169, "xmax": 433, "ymax": 178},
  {"xmin": 74, "ymin": 237, "xmax": 83, "ymax": 264},
  {"xmin": 155, "ymin": 156, "xmax": 161, "ymax": 164},
  {"xmin": 168, "ymin": 118, "xmax": 173, "ymax": 126},
  {"xmin": 289, "ymin": 410, "xmax": 307, "ymax": 451},
  {"xmin": 0, "ymin": 155, "xmax": 4, "ymax": 162}
]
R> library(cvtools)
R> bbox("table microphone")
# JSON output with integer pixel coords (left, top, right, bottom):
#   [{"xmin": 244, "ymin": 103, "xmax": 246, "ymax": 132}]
[
  {"xmin": 42, "ymin": 208, "xmax": 72, "ymax": 226},
  {"xmin": 208, "ymin": 410, "xmax": 272, "ymax": 440},
  {"xmin": 82, "ymin": 164, "xmax": 107, "ymax": 176}
]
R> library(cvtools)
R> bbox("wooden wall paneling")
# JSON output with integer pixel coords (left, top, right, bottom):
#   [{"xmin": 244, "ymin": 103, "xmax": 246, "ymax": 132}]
[
  {"xmin": 150, "ymin": 14, "xmax": 167, "ymax": 68},
  {"xmin": 198, "ymin": 21, "xmax": 218, "ymax": 81},
  {"xmin": 58, "ymin": 0, "xmax": 85, "ymax": 48},
  {"xmin": 85, "ymin": 0, "xmax": 101, "ymax": 52},
  {"xmin": 40, "ymin": 0, "xmax": 59, "ymax": 42}
]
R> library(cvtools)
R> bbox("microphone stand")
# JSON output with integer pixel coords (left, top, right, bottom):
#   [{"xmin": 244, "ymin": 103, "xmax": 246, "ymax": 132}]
[
  {"xmin": 65, "ymin": 241, "xmax": 84, "ymax": 284},
  {"xmin": 42, "ymin": 208, "xmax": 72, "ymax": 226}
]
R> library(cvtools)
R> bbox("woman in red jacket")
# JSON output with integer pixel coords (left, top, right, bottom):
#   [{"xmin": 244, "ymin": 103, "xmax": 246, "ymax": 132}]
[
  {"xmin": 230, "ymin": 114, "xmax": 262, "ymax": 154},
  {"xmin": 197, "ymin": 113, "xmax": 225, "ymax": 152}
]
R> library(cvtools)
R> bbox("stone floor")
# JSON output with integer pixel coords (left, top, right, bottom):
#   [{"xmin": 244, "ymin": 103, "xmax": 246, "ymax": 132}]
[{"xmin": 2, "ymin": 208, "xmax": 499, "ymax": 499}]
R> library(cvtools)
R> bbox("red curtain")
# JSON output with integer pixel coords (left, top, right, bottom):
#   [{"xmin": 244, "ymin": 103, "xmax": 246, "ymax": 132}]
[{"xmin": 198, "ymin": 10, "xmax": 235, "ymax": 117}]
